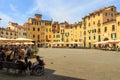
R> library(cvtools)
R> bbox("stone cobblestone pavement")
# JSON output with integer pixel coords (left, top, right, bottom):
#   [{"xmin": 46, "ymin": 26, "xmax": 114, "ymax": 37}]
[{"xmin": 0, "ymin": 48, "xmax": 120, "ymax": 80}]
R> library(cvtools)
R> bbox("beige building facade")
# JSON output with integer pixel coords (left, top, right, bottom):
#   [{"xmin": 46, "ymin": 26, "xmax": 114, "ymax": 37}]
[
  {"xmin": 1, "ymin": 5, "xmax": 120, "ymax": 48},
  {"xmin": 24, "ymin": 14, "xmax": 52, "ymax": 47},
  {"xmin": 0, "ymin": 28, "xmax": 17, "ymax": 39}
]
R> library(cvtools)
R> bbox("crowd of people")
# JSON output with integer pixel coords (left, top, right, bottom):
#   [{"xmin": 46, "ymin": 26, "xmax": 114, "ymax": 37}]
[{"xmin": 0, "ymin": 45, "xmax": 45, "ymax": 74}]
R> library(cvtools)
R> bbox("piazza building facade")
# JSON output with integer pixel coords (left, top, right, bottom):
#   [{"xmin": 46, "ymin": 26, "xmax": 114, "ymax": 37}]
[{"xmin": 1, "ymin": 5, "xmax": 120, "ymax": 48}]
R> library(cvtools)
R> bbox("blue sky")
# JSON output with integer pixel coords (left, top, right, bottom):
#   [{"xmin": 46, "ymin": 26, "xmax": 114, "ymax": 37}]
[{"xmin": 0, "ymin": 0, "xmax": 120, "ymax": 27}]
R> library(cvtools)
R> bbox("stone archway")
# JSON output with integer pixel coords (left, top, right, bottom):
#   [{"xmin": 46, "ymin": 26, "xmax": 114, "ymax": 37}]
[
  {"xmin": 103, "ymin": 38, "xmax": 109, "ymax": 48},
  {"xmin": 104, "ymin": 38, "xmax": 109, "ymax": 41}
]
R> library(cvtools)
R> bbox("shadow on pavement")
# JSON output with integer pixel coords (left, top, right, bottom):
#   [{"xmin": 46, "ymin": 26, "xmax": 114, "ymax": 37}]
[{"xmin": 0, "ymin": 68, "xmax": 86, "ymax": 80}]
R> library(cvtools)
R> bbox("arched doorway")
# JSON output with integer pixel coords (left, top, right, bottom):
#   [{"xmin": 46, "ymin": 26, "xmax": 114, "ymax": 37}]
[
  {"xmin": 104, "ymin": 38, "xmax": 109, "ymax": 41},
  {"xmin": 103, "ymin": 38, "xmax": 109, "ymax": 48},
  {"xmin": 88, "ymin": 42, "xmax": 91, "ymax": 48}
]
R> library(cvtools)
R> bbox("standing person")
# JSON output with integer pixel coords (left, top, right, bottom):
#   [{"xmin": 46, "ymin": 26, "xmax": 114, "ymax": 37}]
[
  {"xmin": 26, "ymin": 46, "xmax": 31, "ymax": 57},
  {"xmin": 0, "ymin": 50, "xmax": 6, "ymax": 61}
]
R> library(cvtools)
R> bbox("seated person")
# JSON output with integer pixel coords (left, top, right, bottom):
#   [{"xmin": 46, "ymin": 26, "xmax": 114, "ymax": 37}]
[
  {"xmin": 32, "ymin": 56, "xmax": 44, "ymax": 70},
  {"xmin": 6, "ymin": 51, "xmax": 14, "ymax": 62},
  {"xmin": 24, "ymin": 56, "xmax": 32, "ymax": 70},
  {"xmin": 0, "ymin": 50, "xmax": 6, "ymax": 61},
  {"xmin": 17, "ymin": 56, "xmax": 27, "ymax": 71}
]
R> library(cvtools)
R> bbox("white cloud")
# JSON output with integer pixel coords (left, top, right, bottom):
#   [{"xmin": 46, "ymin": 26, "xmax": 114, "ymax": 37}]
[
  {"xmin": 0, "ymin": 12, "xmax": 14, "ymax": 28},
  {"xmin": 30, "ymin": 0, "xmax": 116, "ymax": 23},
  {"xmin": 10, "ymin": 4, "xmax": 17, "ymax": 12}
]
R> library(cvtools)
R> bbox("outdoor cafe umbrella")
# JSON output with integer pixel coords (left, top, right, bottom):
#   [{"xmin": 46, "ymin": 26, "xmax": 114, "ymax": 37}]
[
  {"xmin": 93, "ymin": 41, "xmax": 109, "ymax": 44},
  {"xmin": 23, "ymin": 42, "xmax": 34, "ymax": 44},
  {"xmin": 0, "ymin": 37, "xmax": 8, "ymax": 43},
  {"xmin": 108, "ymin": 40, "xmax": 119, "ymax": 44},
  {"xmin": 15, "ymin": 38, "xmax": 33, "ymax": 43}
]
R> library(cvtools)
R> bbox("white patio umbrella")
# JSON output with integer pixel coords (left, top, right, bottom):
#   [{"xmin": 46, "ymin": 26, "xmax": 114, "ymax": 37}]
[
  {"xmin": 15, "ymin": 38, "xmax": 33, "ymax": 43},
  {"xmin": 0, "ymin": 37, "xmax": 9, "ymax": 43},
  {"xmin": 94, "ymin": 41, "xmax": 109, "ymax": 44},
  {"xmin": 108, "ymin": 40, "xmax": 119, "ymax": 44},
  {"xmin": 24, "ymin": 42, "xmax": 34, "ymax": 44}
]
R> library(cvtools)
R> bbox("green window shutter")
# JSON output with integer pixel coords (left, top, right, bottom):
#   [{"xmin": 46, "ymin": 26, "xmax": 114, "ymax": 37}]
[
  {"xmin": 111, "ymin": 34, "xmax": 113, "ymax": 38},
  {"xmin": 114, "ymin": 33, "xmax": 116, "ymax": 38},
  {"xmin": 56, "ymin": 35, "xmax": 60, "ymax": 38},
  {"xmin": 98, "ymin": 35, "xmax": 101, "ymax": 41},
  {"xmin": 89, "ymin": 36, "xmax": 91, "ymax": 40},
  {"xmin": 93, "ymin": 36, "xmax": 95, "ymax": 40}
]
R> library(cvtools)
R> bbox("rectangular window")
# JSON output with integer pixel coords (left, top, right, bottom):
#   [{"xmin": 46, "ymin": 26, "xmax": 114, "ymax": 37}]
[
  {"xmin": 89, "ymin": 36, "xmax": 91, "ymax": 40},
  {"xmin": 93, "ymin": 21, "xmax": 95, "ymax": 25},
  {"xmin": 53, "ymin": 35, "xmax": 55, "ymax": 38},
  {"xmin": 111, "ymin": 8, "xmax": 113, "ymax": 11},
  {"xmin": 112, "ymin": 25, "xmax": 115, "ymax": 31},
  {"xmin": 118, "ymin": 22, "xmax": 120, "ymax": 26},
  {"xmin": 98, "ymin": 28, "xmax": 101, "ymax": 33},
  {"xmin": 93, "ymin": 36, "xmax": 96, "ymax": 40},
  {"xmin": 105, "ymin": 13, "xmax": 107, "ymax": 16},
  {"xmin": 104, "ymin": 27, "xmax": 107, "ymax": 32},
  {"xmin": 84, "ymin": 31, "xmax": 86, "ymax": 35},
  {"xmin": 38, "ymin": 28, "xmax": 40, "ymax": 31},
  {"xmin": 33, "ymin": 35, "xmax": 35, "ymax": 38},
  {"xmin": 92, "ymin": 30, "xmax": 94, "ymax": 33},
  {"xmin": 94, "ymin": 29, "xmax": 96, "ymax": 33},
  {"xmin": 56, "ymin": 35, "xmax": 60, "ymax": 38},
  {"xmin": 46, "ymin": 28, "xmax": 48, "ymax": 32},
  {"xmin": 33, "ymin": 27, "xmax": 35, "ymax": 31},
  {"xmin": 111, "ymin": 33, "xmax": 116, "ymax": 39},
  {"xmin": 46, "ymin": 35, "xmax": 48, "ymax": 39},
  {"xmin": 88, "ymin": 23, "xmax": 90, "ymax": 26},
  {"xmin": 98, "ymin": 35, "xmax": 101, "ymax": 41},
  {"xmin": 38, "ymin": 35, "xmax": 40, "ymax": 39}
]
